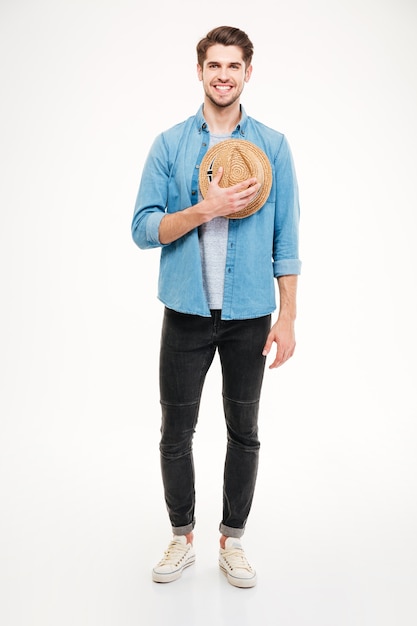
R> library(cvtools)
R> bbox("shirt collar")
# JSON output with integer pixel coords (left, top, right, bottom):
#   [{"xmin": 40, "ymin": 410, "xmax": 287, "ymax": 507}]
[{"xmin": 195, "ymin": 104, "xmax": 248, "ymax": 137}]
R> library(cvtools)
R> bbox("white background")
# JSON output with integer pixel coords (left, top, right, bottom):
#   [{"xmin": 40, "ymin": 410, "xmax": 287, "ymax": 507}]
[{"xmin": 1, "ymin": 1, "xmax": 416, "ymax": 625}]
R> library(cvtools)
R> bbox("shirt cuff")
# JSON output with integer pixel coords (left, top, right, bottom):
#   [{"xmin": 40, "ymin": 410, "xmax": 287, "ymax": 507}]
[
  {"xmin": 273, "ymin": 259, "xmax": 302, "ymax": 276},
  {"xmin": 146, "ymin": 212, "xmax": 166, "ymax": 246}
]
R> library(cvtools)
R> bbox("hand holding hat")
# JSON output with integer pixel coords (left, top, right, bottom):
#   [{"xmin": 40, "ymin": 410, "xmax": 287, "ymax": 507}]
[{"xmin": 199, "ymin": 139, "xmax": 273, "ymax": 219}]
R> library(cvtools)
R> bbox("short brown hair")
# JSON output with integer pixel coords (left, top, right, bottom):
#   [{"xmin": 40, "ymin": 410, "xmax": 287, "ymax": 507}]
[{"xmin": 196, "ymin": 26, "xmax": 254, "ymax": 69}]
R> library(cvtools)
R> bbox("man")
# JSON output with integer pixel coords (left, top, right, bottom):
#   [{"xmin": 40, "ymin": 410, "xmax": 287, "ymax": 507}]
[{"xmin": 131, "ymin": 26, "xmax": 301, "ymax": 588}]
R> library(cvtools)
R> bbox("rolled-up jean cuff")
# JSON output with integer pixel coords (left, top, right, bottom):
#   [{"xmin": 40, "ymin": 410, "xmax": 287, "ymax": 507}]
[
  {"xmin": 172, "ymin": 522, "xmax": 195, "ymax": 536},
  {"xmin": 219, "ymin": 523, "xmax": 245, "ymax": 539}
]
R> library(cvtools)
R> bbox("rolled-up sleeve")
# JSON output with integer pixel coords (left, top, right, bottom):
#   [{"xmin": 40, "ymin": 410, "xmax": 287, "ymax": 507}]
[
  {"xmin": 131, "ymin": 135, "xmax": 170, "ymax": 250},
  {"xmin": 272, "ymin": 135, "xmax": 302, "ymax": 277}
]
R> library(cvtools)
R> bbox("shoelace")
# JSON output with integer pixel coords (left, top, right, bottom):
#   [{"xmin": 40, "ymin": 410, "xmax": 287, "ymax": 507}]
[
  {"xmin": 157, "ymin": 541, "xmax": 190, "ymax": 566},
  {"xmin": 221, "ymin": 548, "xmax": 253, "ymax": 572}
]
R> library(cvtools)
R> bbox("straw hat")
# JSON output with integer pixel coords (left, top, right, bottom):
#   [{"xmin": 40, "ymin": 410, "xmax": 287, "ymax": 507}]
[{"xmin": 199, "ymin": 139, "xmax": 273, "ymax": 219}]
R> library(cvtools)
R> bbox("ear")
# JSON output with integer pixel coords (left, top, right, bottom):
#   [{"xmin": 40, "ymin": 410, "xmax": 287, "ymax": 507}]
[
  {"xmin": 245, "ymin": 64, "xmax": 253, "ymax": 83},
  {"xmin": 197, "ymin": 63, "xmax": 203, "ymax": 81}
]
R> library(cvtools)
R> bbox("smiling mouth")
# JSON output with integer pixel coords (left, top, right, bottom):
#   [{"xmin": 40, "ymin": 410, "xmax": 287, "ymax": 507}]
[{"xmin": 213, "ymin": 85, "xmax": 233, "ymax": 93}]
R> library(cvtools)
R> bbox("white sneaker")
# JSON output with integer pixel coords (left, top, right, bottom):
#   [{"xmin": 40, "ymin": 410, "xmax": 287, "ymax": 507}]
[
  {"xmin": 152, "ymin": 536, "xmax": 196, "ymax": 583},
  {"xmin": 219, "ymin": 537, "xmax": 257, "ymax": 588}
]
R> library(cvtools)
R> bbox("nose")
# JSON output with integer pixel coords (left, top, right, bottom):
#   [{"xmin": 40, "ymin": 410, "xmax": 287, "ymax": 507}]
[{"xmin": 217, "ymin": 66, "xmax": 229, "ymax": 81}]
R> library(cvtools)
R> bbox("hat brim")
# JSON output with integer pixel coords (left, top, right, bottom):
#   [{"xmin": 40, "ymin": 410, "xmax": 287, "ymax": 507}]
[{"xmin": 199, "ymin": 139, "xmax": 272, "ymax": 219}]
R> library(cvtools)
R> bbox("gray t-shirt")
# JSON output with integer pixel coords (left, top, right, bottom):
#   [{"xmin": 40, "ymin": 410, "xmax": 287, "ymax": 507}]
[{"xmin": 198, "ymin": 133, "xmax": 231, "ymax": 309}]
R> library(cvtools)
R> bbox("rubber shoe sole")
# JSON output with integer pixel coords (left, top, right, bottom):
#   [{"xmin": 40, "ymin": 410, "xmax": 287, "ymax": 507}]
[
  {"xmin": 152, "ymin": 554, "xmax": 196, "ymax": 583},
  {"xmin": 219, "ymin": 561, "xmax": 257, "ymax": 588}
]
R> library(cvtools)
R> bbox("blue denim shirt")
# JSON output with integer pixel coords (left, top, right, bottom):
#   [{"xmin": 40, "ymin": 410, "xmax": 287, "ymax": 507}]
[{"xmin": 131, "ymin": 105, "xmax": 301, "ymax": 320}]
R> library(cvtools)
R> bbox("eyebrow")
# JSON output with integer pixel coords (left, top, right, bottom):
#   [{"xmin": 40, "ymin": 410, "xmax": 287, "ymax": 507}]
[{"xmin": 206, "ymin": 60, "xmax": 243, "ymax": 66}]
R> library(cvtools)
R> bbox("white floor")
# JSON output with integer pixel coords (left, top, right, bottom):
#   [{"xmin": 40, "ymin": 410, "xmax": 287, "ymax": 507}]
[
  {"xmin": 2, "ymin": 397, "xmax": 416, "ymax": 626},
  {"xmin": 4, "ymin": 506, "xmax": 414, "ymax": 626}
]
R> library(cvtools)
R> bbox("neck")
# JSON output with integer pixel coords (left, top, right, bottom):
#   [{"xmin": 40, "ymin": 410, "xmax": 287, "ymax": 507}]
[{"xmin": 202, "ymin": 100, "xmax": 241, "ymax": 135}]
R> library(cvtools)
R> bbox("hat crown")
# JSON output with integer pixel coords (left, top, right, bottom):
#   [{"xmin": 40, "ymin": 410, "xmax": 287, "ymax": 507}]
[
  {"xmin": 199, "ymin": 139, "xmax": 272, "ymax": 219},
  {"xmin": 222, "ymin": 149, "xmax": 257, "ymax": 186}
]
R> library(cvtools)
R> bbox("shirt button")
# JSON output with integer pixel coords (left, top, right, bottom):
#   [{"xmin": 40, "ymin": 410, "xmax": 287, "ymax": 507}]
[{"xmin": 192, "ymin": 190, "xmax": 196, "ymax": 196}]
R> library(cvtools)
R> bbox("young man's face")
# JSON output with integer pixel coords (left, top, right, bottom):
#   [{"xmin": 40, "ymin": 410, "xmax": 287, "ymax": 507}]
[{"xmin": 197, "ymin": 44, "xmax": 252, "ymax": 109}]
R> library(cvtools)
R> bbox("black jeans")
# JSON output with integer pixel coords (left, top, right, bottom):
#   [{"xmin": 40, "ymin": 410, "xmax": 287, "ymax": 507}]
[{"xmin": 159, "ymin": 307, "xmax": 271, "ymax": 538}]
